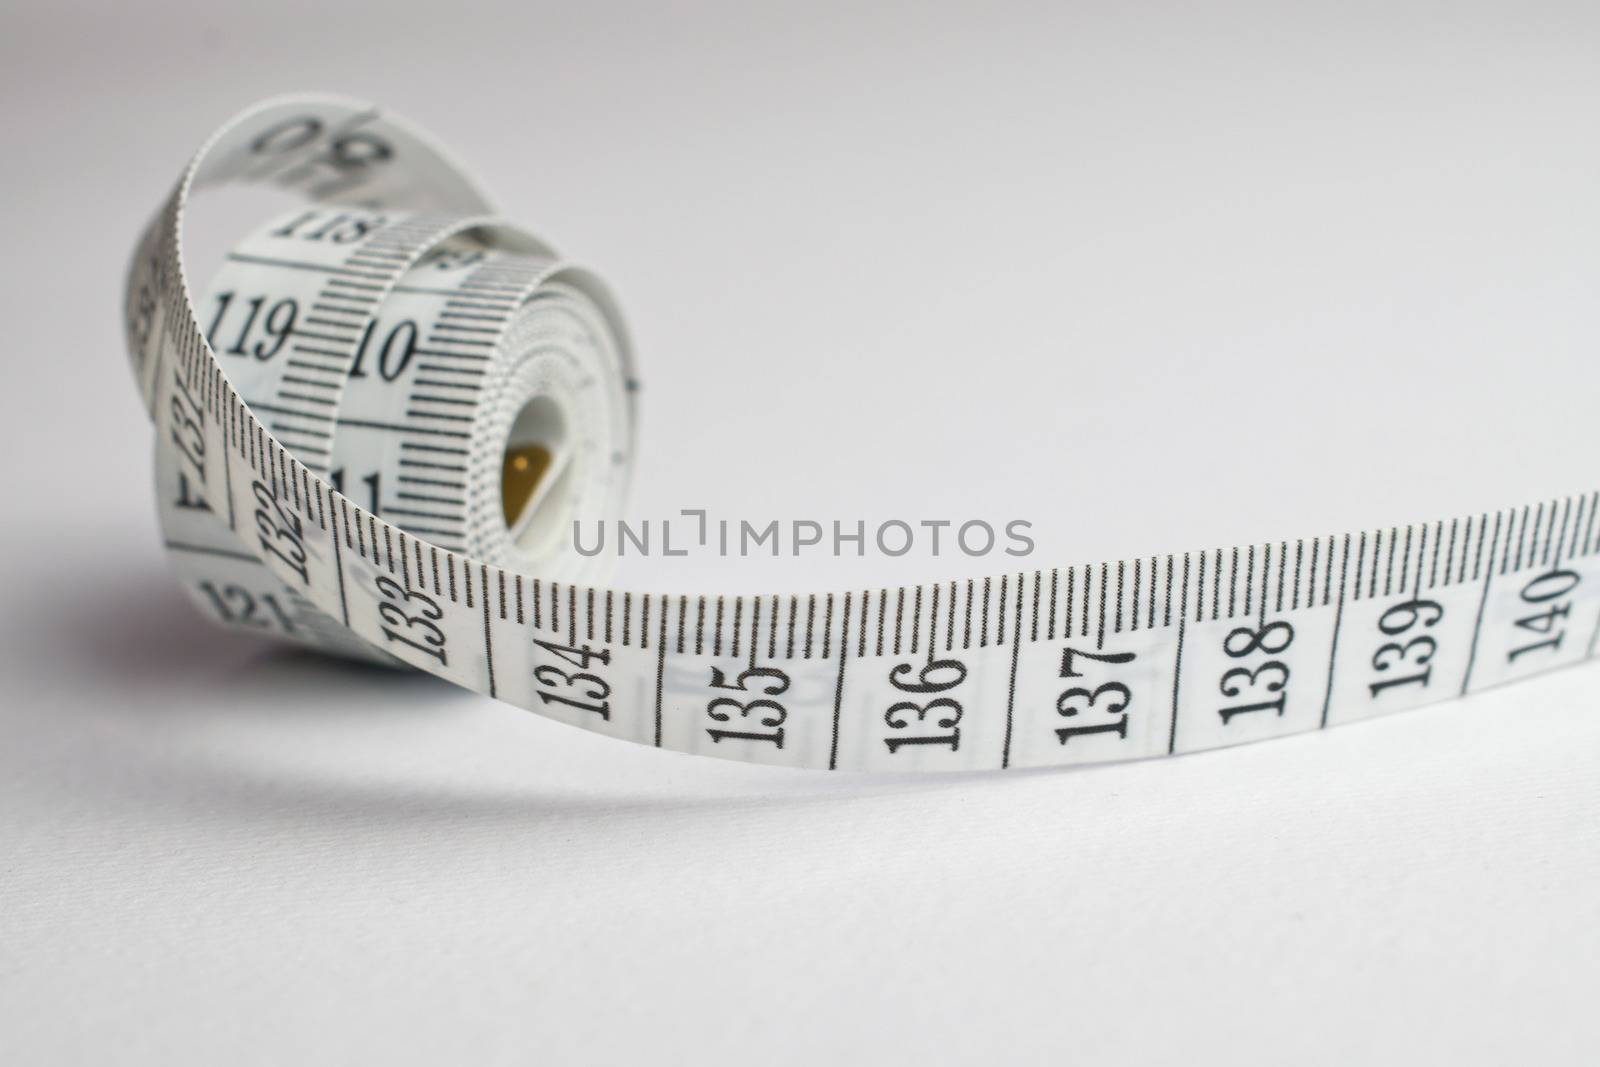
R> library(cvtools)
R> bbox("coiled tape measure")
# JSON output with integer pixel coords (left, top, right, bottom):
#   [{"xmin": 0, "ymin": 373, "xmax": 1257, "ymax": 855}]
[{"xmin": 125, "ymin": 95, "xmax": 1600, "ymax": 772}]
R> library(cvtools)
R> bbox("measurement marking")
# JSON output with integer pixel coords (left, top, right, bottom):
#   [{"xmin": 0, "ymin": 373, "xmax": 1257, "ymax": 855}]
[
  {"xmin": 431, "ymin": 322, "xmax": 500, "ymax": 335},
  {"xmin": 1319, "ymin": 535, "xmax": 1351, "ymax": 728},
  {"xmin": 654, "ymin": 605, "xmax": 667, "ymax": 747},
  {"xmin": 385, "ymin": 526, "xmax": 462, "ymax": 544},
  {"xmin": 288, "ymin": 346, "xmax": 348, "ymax": 362},
  {"xmin": 1241, "ymin": 546, "xmax": 1251, "ymax": 618},
  {"xmin": 422, "ymin": 337, "xmax": 495, "ymax": 349},
  {"xmin": 1461, "ymin": 514, "xmax": 1505, "ymax": 694},
  {"xmin": 382, "ymin": 505, "xmax": 461, "ymax": 523},
  {"xmin": 164, "ymin": 540, "xmax": 257, "ymax": 562},
  {"xmin": 278, "ymin": 391, "xmax": 337, "ymax": 407},
  {"xmin": 1445, "ymin": 519, "xmax": 1459, "ymax": 587},
  {"xmin": 1163, "ymin": 556, "xmax": 1174, "ymax": 627},
  {"xmin": 1030, "ymin": 572, "xmax": 1041, "ymax": 643},
  {"xmin": 1048, "ymin": 569, "xmax": 1059, "ymax": 639},
  {"xmin": 481, "ymin": 566, "xmax": 497, "ymax": 698},
  {"xmin": 271, "ymin": 425, "xmax": 331, "ymax": 443},
  {"xmin": 220, "ymin": 424, "xmax": 237, "ymax": 531},
  {"xmin": 1001, "ymin": 576, "xmax": 1024, "ymax": 768},
  {"xmin": 291, "ymin": 329, "xmax": 355, "ymax": 345},
  {"xmin": 1128, "ymin": 559, "xmax": 1138, "ymax": 631},
  {"xmin": 1212, "ymin": 548, "xmax": 1223, "ymax": 621},
  {"xmin": 1275, "ymin": 541, "xmax": 1287, "ymax": 613},
  {"xmin": 1553, "ymin": 497, "xmax": 1574, "ymax": 566},
  {"xmin": 829, "ymin": 594, "xmax": 852, "ymax": 770},
  {"xmin": 1095, "ymin": 566, "xmax": 1108, "ymax": 648},
  {"xmin": 413, "ymin": 378, "xmax": 478, "ymax": 391},
  {"xmin": 415, "ymin": 363, "xmax": 486, "ymax": 377},
  {"xmin": 399, "ymin": 441, "xmax": 468, "ymax": 454},
  {"xmin": 249, "ymin": 401, "xmax": 471, "ymax": 438},
  {"xmin": 1257, "ymin": 544, "xmax": 1269, "ymax": 625},
  {"xmin": 1167, "ymin": 617, "xmax": 1187, "ymax": 754},
  {"xmin": 225, "ymin": 252, "xmax": 385, "ymax": 278},
  {"xmin": 391, "ymin": 284, "xmax": 510, "ymax": 299},
  {"xmin": 396, "ymin": 491, "xmax": 464, "ymax": 506}
]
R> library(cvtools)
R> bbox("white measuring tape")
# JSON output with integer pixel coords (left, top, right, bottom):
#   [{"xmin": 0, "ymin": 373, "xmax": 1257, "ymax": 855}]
[{"xmin": 126, "ymin": 95, "xmax": 1600, "ymax": 772}]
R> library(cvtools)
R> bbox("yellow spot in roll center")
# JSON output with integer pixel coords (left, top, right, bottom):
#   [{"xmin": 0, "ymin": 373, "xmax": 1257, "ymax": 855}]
[{"xmin": 502, "ymin": 444, "xmax": 553, "ymax": 528}]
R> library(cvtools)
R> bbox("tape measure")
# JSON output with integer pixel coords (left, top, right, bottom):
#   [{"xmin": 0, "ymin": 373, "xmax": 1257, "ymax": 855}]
[{"xmin": 125, "ymin": 95, "xmax": 1600, "ymax": 772}]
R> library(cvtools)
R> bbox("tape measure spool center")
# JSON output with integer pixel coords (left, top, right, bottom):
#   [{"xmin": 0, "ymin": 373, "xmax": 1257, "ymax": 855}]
[{"xmin": 502, "ymin": 400, "xmax": 564, "ymax": 542}]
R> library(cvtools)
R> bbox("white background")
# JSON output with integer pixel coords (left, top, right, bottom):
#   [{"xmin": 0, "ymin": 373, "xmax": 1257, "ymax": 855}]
[{"xmin": 3, "ymin": 1, "xmax": 1599, "ymax": 1062}]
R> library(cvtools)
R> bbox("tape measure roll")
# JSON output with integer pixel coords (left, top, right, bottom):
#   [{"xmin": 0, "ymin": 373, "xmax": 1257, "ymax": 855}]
[
  {"xmin": 156, "ymin": 198, "xmax": 635, "ymax": 664},
  {"xmin": 127, "ymin": 95, "xmax": 1600, "ymax": 772}
]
